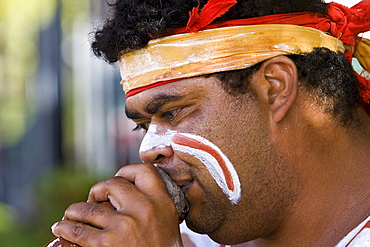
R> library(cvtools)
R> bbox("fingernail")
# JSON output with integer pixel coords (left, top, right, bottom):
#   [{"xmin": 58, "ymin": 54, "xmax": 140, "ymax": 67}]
[{"xmin": 51, "ymin": 222, "xmax": 58, "ymax": 234}]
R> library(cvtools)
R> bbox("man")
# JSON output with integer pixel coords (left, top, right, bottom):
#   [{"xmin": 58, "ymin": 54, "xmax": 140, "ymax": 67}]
[{"xmin": 51, "ymin": 0, "xmax": 370, "ymax": 246}]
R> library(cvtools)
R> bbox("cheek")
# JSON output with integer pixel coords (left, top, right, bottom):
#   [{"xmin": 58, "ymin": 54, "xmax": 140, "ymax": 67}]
[{"xmin": 172, "ymin": 133, "xmax": 241, "ymax": 204}]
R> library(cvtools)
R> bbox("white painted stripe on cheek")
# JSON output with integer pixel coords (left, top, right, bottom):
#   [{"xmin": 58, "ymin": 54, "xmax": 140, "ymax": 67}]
[{"xmin": 172, "ymin": 143, "xmax": 241, "ymax": 204}]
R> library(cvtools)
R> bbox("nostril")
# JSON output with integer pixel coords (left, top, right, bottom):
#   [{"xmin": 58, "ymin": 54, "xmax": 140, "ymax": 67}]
[
  {"xmin": 140, "ymin": 145, "xmax": 174, "ymax": 164},
  {"xmin": 154, "ymin": 154, "xmax": 166, "ymax": 163}
]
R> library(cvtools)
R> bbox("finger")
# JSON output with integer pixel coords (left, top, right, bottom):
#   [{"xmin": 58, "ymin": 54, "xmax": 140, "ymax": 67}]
[
  {"xmin": 63, "ymin": 202, "xmax": 118, "ymax": 229},
  {"xmin": 115, "ymin": 163, "xmax": 168, "ymax": 196},
  {"xmin": 52, "ymin": 219, "xmax": 105, "ymax": 247},
  {"xmin": 87, "ymin": 176, "xmax": 151, "ymax": 212}
]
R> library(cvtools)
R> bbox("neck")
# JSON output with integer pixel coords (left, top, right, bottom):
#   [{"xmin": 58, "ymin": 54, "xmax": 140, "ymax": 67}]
[{"xmin": 249, "ymin": 108, "xmax": 370, "ymax": 247}]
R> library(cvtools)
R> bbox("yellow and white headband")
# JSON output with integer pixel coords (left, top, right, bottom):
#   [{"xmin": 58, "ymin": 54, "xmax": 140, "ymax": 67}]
[{"xmin": 119, "ymin": 24, "xmax": 347, "ymax": 97}]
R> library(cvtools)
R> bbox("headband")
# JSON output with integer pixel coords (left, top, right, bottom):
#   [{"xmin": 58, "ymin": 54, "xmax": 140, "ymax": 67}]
[
  {"xmin": 120, "ymin": 24, "xmax": 347, "ymax": 95},
  {"xmin": 119, "ymin": 0, "xmax": 370, "ymax": 112}
]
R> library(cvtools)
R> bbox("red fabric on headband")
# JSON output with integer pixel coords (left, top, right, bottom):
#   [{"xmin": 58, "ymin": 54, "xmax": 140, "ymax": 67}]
[
  {"xmin": 176, "ymin": 1, "xmax": 370, "ymax": 46},
  {"xmin": 125, "ymin": 79, "xmax": 184, "ymax": 98},
  {"xmin": 186, "ymin": 0, "xmax": 238, "ymax": 33}
]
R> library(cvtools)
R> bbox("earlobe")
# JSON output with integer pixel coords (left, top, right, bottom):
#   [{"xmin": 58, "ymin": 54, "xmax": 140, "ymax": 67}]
[{"xmin": 262, "ymin": 56, "xmax": 298, "ymax": 123}]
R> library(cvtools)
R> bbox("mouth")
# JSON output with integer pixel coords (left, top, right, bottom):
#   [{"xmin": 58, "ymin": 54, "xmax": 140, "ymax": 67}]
[
  {"xmin": 155, "ymin": 164, "xmax": 193, "ymax": 194},
  {"xmin": 178, "ymin": 180, "xmax": 193, "ymax": 194},
  {"xmin": 156, "ymin": 167, "xmax": 190, "ymax": 223},
  {"xmin": 168, "ymin": 177, "xmax": 192, "ymax": 194}
]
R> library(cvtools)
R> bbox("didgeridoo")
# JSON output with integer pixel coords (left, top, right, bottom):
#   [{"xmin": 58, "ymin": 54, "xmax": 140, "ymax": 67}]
[{"xmin": 44, "ymin": 167, "xmax": 189, "ymax": 247}]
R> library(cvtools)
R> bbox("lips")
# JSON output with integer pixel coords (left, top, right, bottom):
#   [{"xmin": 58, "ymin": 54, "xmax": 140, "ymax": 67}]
[
  {"xmin": 161, "ymin": 171, "xmax": 192, "ymax": 193},
  {"xmin": 173, "ymin": 179, "xmax": 192, "ymax": 187},
  {"xmin": 178, "ymin": 180, "xmax": 193, "ymax": 194}
]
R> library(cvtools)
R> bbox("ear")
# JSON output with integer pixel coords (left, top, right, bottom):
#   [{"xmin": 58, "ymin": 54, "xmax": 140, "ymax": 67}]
[{"xmin": 252, "ymin": 56, "xmax": 298, "ymax": 123}]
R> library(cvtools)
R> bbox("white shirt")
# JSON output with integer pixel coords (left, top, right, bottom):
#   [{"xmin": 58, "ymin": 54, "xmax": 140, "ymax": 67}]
[
  {"xmin": 335, "ymin": 216, "xmax": 370, "ymax": 247},
  {"xmin": 181, "ymin": 215, "xmax": 370, "ymax": 247}
]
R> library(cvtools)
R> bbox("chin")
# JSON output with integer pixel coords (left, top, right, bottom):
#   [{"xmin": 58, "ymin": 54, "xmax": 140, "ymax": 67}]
[
  {"xmin": 207, "ymin": 227, "xmax": 257, "ymax": 246},
  {"xmin": 184, "ymin": 199, "xmax": 227, "ymax": 236},
  {"xmin": 185, "ymin": 198, "xmax": 257, "ymax": 245},
  {"xmin": 184, "ymin": 207, "xmax": 219, "ymax": 234}
]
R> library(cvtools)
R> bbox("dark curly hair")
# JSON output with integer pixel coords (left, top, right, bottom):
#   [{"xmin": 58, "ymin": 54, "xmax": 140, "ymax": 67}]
[
  {"xmin": 91, "ymin": 0, "xmax": 328, "ymax": 63},
  {"xmin": 91, "ymin": 0, "xmax": 361, "ymax": 125}
]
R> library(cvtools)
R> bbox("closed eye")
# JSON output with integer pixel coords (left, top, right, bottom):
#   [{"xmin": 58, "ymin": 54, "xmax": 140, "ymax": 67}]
[
  {"xmin": 133, "ymin": 109, "xmax": 181, "ymax": 131},
  {"xmin": 161, "ymin": 109, "xmax": 181, "ymax": 121},
  {"xmin": 132, "ymin": 123, "xmax": 150, "ymax": 132}
]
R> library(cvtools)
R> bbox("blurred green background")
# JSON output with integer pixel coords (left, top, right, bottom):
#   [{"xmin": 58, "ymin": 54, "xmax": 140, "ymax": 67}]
[{"xmin": 0, "ymin": 0, "xmax": 142, "ymax": 245}]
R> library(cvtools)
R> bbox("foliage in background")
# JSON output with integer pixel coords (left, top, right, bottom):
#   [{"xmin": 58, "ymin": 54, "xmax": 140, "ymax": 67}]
[
  {"xmin": 0, "ymin": 166, "xmax": 102, "ymax": 246},
  {"xmin": 0, "ymin": 0, "xmax": 90, "ymax": 148},
  {"xmin": 0, "ymin": 0, "xmax": 57, "ymax": 146}
]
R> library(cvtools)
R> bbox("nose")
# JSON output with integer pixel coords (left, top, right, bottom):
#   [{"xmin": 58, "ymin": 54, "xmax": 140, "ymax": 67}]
[
  {"xmin": 139, "ymin": 123, "xmax": 174, "ymax": 164},
  {"xmin": 140, "ymin": 145, "xmax": 174, "ymax": 164}
]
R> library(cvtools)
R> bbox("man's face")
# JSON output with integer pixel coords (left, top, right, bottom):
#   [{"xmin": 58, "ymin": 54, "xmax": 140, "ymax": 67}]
[{"xmin": 125, "ymin": 76, "xmax": 298, "ymax": 244}]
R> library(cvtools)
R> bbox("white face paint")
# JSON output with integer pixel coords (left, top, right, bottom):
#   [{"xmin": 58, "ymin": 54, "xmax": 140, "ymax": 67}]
[
  {"xmin": 139, "ymin": 124, "xmax": 175, "ymax": 152},
  {"xmin": 140, "ymin": 124, "xmax": 241, "ymax": 204}
]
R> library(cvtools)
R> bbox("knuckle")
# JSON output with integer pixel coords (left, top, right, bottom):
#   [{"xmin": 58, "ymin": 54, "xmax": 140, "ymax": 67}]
[
  {"xmin": 105, "ymin": 177, "xmax": 133, "ymax": 193},
  {"xmin": 64, "ymin": 202, "xmax": 84, "ymax": 218},
  {"xmin": 66, "ymin": 202, "xmax": 104, "ymax": 219},
  {"xmin": 89, "ymin": 181, "xmax": 100, "ymax": 193},
  {"xmin": 70, "ymin": 222, "xmax": 88, "ymax": 239},
  {"xmin": 104, "ymin": 176, "xmax": 124, "ymax": 186},
  {"xmin": 65, "ymin": 202, "xmax": 77, "ymax": 212},
  {"xmin": 89, "ymin": 176, "xmax": 133, "ymax": 203},
  {"xmin": 89, "ymin": 180, "xmax": 108, "ymax": 195},
  {"xmin": 81, "ymin": 202, "xmax": 103, "ymax": 218}
]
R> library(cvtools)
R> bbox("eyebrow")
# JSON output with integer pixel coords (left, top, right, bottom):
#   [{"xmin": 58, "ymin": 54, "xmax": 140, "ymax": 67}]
[{"xmin": 125, "ymin": 94, "xmax": 184, "ymax": 119}]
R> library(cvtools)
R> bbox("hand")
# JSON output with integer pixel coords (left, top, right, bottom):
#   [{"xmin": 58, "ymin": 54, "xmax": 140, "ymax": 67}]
[{"xmin": 51, "ymin": 163, "xmax": 183, "ymax": 247}]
